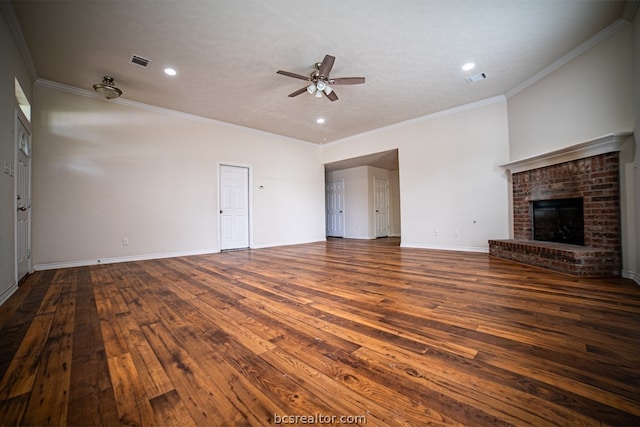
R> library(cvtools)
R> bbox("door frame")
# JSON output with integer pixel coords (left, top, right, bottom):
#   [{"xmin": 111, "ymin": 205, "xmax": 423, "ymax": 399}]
[
  {"xmin": 15, "ymin": 109, "xmax": 32, "ymax": 283},
  {"xmin": 217, "ymin": 161, "xmax": 253, "ymax": 251}
]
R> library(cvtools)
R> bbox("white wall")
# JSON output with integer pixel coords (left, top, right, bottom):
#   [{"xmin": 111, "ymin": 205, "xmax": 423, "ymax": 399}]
[
  {"xmin": 389, "ymin": 169, "xmax": 401, "ymax": 236},
  {"xmin": 507, "ymin": 24, "xmax": 633, "ymax": 160},
  {"xmin": 507, "ymin": 21, "xmax": 637, "ymax": 281},
  {"xmin": 31, "ymin": 82, "xmax": 326, "ymax": 268},
  {"xmin": 323, "ymin": 98, "xmax": 511, "ymax": 252},
  {"xmin": 0, "ymin": 9, "xmax": 33, "ymax": 304}
]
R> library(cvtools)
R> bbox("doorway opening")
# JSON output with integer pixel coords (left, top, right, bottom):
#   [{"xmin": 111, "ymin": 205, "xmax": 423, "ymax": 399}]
[{"xmin": 324, "ymin": 149, "xmax": 400, "ymax": 241}]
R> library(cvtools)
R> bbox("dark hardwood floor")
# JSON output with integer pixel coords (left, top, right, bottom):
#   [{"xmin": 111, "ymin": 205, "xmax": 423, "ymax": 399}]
[{"xmin": 0, "ymin": 237, "xmax": 639, "ymax": 426}]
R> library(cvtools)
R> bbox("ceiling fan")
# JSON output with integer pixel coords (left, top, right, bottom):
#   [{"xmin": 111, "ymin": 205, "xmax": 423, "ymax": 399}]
[{"xmin": 277, "ymin": 54, "xmax": 365, "ymax": 102}]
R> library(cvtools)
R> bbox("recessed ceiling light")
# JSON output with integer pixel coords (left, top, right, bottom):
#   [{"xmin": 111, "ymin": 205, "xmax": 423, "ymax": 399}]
[
  {"xmin": 164, "ymin": 67, "xmax": 177, "ymax": 76},
  {"xmin": 462, "ymin": 62, "xmax": 475, "ymax": 71},
  {"xmin": 316, "ymin": 118, "xmax": 325, "ymax": 124}
]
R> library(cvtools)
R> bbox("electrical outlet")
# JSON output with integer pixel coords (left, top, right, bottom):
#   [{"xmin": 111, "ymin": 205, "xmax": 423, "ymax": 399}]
[
  {"xmin": 122, "ymin": 237, "xmax": 129, "ymax": 245},
  {"xmin": 453, "ymin": 229, "xmax": 460, "ymax": 237},
  {"xmin": 433, "ymin": 229, "xmax": 439, "ymax": 237}
]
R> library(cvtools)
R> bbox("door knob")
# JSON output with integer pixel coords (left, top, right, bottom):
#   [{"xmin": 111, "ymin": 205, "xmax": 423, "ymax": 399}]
[{"xmin": 220, "ymin": 210, "xmax": 223, "ymax": 214}]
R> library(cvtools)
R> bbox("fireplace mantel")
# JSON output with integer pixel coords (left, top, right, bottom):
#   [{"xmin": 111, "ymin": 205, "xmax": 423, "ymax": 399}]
[
  {"xmin": 501, "ymin": 132, "xmax": 632, "ymax": 174},
  {"xmin": 491, "ymin": 138, "xmax": 629, "ymax": 276}
]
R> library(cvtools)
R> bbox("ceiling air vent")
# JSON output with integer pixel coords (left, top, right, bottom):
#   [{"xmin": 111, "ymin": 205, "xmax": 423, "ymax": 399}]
[
  {"xmin": 129, "ymin": 54, "xmax": 152, "ymax": 69},
  {"xmin": 465, "ymin": 72, "xmax": 487, "ymax": 83}
]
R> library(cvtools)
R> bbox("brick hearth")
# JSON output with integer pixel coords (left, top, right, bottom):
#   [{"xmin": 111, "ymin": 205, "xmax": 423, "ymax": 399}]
[
  {"xmin": 490, "ymin": 146, "xmax": 622, "ymax": 277},
  {"xmin": 488, "ymin": 239, "xmax": 619, "ymax": 277}
]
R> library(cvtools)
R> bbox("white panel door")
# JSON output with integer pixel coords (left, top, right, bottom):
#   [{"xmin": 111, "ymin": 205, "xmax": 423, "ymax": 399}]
[
  {"xmin": 220, "ymin": 165, "xmax": 249, "ymax": 250},
  {"xmin": 16, "ymin": 120, "xmax": 31, "ymax": 281},
  {"xmin": 326, "ymin": 180, "xmax": 344, "ymax": 237},
  {"xmin": 374, "ymin": 177, "xmax": 390, "ymax": 238}
]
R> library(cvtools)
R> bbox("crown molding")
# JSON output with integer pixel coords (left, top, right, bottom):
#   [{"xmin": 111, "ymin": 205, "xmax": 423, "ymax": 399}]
[
  {"xmin": 506, "ymin": 18, "xmax": 630, "ymax": 98},
  {"xmin": 623, "ymin": 0, "xmax": 639, "ymax": 21},
  {"xmin": 0, "ymin": 1, "xmax": 38, "ymax": 80},
  {"xmin": 325, "ymin": 95, "xmax": 506, "ymax": 146},
  {"xmin": 34, "ymin": 78, "xmax": 315, "ymax": 146},
  {"xmin": 501, "ymin": 132, "xmax": 633, "ymax": 174}
]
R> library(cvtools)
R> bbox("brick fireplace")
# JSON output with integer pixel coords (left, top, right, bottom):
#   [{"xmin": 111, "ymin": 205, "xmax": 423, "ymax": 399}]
[{"xmin": 489, "ymin": 133, "xmax": 631, "ymax": 277}]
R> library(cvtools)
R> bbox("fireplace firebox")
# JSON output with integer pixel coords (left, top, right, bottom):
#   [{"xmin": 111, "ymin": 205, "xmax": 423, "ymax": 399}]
[{"xmin": 532, "ymin": 198, "xmax": 584, "ymax": 245}]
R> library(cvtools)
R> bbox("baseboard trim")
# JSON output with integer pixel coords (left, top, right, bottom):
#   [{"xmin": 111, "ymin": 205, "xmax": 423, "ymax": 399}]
[
  {"xmin": 622, "ymin": 270, "xmax": 640, "ymax": 285},
  {"xmin": 0, "ymin": 281, "xmax": 18, "ymax": 306},
  {"xmin": 400, "ymin": 242, "xmax": 488, "ymax": 253},
  {"xmin": 252, "ymin": 239, "xmax": 327, "ymax": 250},
  {"xmin": 33, "ymin": 248, "xmax": 219, "ymax": 271}
]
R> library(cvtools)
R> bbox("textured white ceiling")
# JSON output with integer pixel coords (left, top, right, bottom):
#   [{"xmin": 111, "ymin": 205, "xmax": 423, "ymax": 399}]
[{"xmin": 9, "ymin": 0, "xmax": 627, "ymax": 144}]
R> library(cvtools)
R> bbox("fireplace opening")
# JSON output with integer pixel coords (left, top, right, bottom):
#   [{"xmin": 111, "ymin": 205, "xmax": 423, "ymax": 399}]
[{"xmin": 532, "ymin": 198, "xmax": 584, "ymax": 245}]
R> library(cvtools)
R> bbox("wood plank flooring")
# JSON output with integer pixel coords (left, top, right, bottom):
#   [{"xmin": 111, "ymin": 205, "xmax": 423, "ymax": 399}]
[{"xmin": 1, "ymin": 237, "xmax": 639, "ymax": 426}]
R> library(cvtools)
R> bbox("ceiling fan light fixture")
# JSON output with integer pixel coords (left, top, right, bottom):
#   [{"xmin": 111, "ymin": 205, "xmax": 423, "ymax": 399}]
[
  {"xmin": 306, "ymin": 84, "xmax": 316, "ymax": 94},
  {"xmin": 324, "ymin": 84, "xmax": 333, "ymax": 95},
  {"xmin": 92, "ymin": 76, "xmax": 122, "ymax": 99},
  {"xmin": 314, "ymin": 89, "xmax": 323, "ymax": 98}
]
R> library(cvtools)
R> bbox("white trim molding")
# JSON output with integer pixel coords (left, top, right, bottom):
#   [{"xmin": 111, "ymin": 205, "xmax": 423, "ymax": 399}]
[
  {"xmin": 400, "ymin": 242, "xmax": 488, "ymax": 253},
  {"xmin": 0, "ymin": 282, "xmax": 18, "ymax": 307},
  {"xmin": 252, "ymin": 239, "xmax": 327, "ymax": 250},
  {"xmin": 622, "ymin": 271, "xmax": 640, "ymax": 286},
  {"xmin": 0, "ymin": 2, "xmax": 38, "ymax": 80},
  {"xmin": 326, "ymin": 95, "xmax": 506, "ymax": 146},
  {"xmin": 500, "ymin": 132, "xmax": 633, "ymax": 174},
  {"xmin": 33, "ymin": 248, "xmax": 219, "ymax": 271},
  {"xmin": 506, "ymin": 19, "xmax": 630, "ymax": 98},
  {"xmin": 34, "ymin": 79, "xmax": 314, "ymax": 146}
]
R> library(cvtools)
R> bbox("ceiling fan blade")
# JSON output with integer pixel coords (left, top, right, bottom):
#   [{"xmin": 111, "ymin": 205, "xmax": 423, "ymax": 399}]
[
  {"xmin": 277, "ymin": 70, "xmax": 310, "ymax": 81},
  {"xmin": 326, "ymin": 91, "xmax": 338, "ymax": 102},
  {"xmin": 318, "ymin": 55, "xmax": 335, "ymax": 78},
  {"xmin": 330, "ymin": 77, "xmax": 366, "ymax": 85},
  {"xmin": 288, "ymin": 87, "xmax": 308, "ymax": 97}
]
